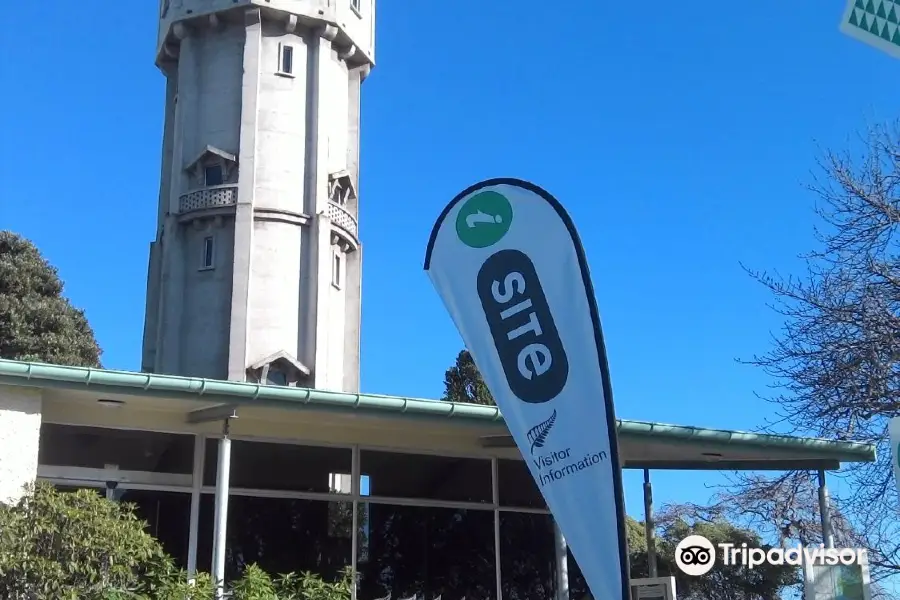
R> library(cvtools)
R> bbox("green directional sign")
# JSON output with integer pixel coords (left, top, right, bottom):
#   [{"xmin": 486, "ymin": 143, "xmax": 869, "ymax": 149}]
[{"xmin": 841, "ymin": 0, "xmax": 900, "ymax": 58}]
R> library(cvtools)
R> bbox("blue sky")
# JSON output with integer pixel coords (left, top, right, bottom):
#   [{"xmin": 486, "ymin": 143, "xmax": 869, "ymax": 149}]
[{"xmin": 1, "ymin": 0, "xmax": 897, "ymax": 533}]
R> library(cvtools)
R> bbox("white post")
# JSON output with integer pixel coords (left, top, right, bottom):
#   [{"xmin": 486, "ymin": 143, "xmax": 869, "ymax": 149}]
[
  {"xmin": 186, "ymin": 434, "xmax": 205, "ymax": 577},
  {"xmin": 554, "ymin": 520, "xmax": 569, "ymax": 600},
  {"xmin": 817, "ymin": 470, "xmax": 834, "ymax": 549},
  {"xmin": 211, "ymin": 420, "xmax": 232, "ymax": 598}
]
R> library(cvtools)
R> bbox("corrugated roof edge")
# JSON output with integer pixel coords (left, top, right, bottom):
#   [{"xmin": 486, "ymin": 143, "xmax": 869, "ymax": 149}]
[{"xmin": 0, "ymin": 359, "xmax": 876, "ymax": 462}]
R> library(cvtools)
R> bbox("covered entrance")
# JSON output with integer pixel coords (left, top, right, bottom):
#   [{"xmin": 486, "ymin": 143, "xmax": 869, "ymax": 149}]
[{"xmin": 0, "ymin": 359, "xmax": 878, "ymax": 600}]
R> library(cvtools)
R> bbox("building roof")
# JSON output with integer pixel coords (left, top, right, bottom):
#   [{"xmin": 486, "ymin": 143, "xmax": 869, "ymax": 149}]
[
  {"xmin": 0, "ymin": 359, "xmax": 877, "ymax": 471},
  {"xmin": 184, "ymin": 145, "xmax": 237, "ymax": 172}
]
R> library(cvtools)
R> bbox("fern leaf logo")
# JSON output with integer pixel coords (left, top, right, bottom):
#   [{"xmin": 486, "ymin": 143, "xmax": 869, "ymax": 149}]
[{"xmin": 527, "ymin": 410, "xmax": 557, "ymax": 454}]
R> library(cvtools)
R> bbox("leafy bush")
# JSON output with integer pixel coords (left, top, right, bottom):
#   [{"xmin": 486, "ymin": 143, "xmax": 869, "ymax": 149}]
[
  {"xmin": 0, "ymin": 483, "xmax": 183, "ymax": 599},
  {"xmin": 232, "ymin": 565, "xmax": 352, "ymax": 600},
  {"xmin": 0, "ymin": 483, "xmax": 352, "ymax": 600}
]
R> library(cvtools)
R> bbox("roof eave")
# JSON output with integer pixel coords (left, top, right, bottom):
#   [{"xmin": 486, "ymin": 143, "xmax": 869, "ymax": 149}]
[{"xmin": 0, "ymin": 359, "xmax": 878, "ymax": 464}]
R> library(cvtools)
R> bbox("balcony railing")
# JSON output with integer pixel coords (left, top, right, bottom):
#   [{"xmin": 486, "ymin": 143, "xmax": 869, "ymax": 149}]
[
  {"xmin": 178, "ymin": 185, "xmax": 237, "ymax": 214},
  {"xmin": 327, "ymin": 200, "xmax": 358, "ymax": 239}
]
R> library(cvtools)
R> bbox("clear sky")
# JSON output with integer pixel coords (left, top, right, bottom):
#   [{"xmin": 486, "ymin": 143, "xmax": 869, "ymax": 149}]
[{"xmin": 0, "ymin": 0, "xmax": 897, "ymax": 534}]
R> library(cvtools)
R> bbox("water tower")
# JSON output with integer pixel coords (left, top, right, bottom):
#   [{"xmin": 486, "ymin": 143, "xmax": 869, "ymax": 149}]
[{"xmin": 142, "ymin": 0, "xmax": 373, "ymax": 393}]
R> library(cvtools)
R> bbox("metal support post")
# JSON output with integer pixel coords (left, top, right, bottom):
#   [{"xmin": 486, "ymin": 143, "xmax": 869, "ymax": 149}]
[
  {"xmin": 211, "ymin": 418, "xmax": 233, "ymax": 598},
  {"xmin": 186, "ymin": 435, "xmax": 205, "ymax": 578},
  {"xmin": 643, "ymin": 469, "xmax": 658, "ymax": 577},
  {"xmin": 554, "ymin": 520, "xmax": 569, "ymax": 600},
  {"xmin": 104, "ymin": 464, "xmax": 120, "ymax": 501},
  {"xmin": 817, "ymin": 470, "xmax": 834, "ymax": 548}
]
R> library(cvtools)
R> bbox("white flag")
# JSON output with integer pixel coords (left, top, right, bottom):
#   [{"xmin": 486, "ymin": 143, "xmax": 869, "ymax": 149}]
[{"xmin": 424, "ymin": 178, "xmax": 630, "ymax": 600}]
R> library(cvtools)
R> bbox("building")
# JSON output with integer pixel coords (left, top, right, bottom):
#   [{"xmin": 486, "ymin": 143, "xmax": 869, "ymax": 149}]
[
  {"xmin": 142, "ymin": 0, "xmax": 371, "ymax": 391},
  {"xmin": 0, "ymin": 360, "xmax": 877, "ymax": 599},
  {"xmin": 0, "ymin": 0, "xmax": 880, "ymax": 599}
]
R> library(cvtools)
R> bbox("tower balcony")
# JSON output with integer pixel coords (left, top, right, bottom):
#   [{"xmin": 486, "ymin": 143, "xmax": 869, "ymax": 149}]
[
  {"xmin": 178, "ymin": 185, "xmax": 238, "ymax": 215},
  {"xmin": 327, "ymin": 200, "xmax": 358, "ymax": 243}
]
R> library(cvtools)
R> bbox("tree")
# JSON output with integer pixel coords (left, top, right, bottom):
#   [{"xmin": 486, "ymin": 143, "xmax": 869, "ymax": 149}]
[
  {"xmin": 726, "ymin": 121, "xmax": 900, "ymax": 585},
  {"xmin": 441, "ymin": 349, "xmax": 495, "ymax": 405},
  {"xmin": 565, "ymin": 513, "xmax": 797, "ymax": 600},
  {"xmin": 654, "ymin": 516, "xmax": 798, "ymax": 600},
  {"xmin": 0, "ymin": 231, "xmax": 102, "ymax": 367}
]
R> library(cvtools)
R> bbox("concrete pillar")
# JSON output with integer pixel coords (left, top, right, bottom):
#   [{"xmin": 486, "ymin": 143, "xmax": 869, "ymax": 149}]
[{"xmin": 227, "ymin": 7, "xmax": 262, "ymax": 382}]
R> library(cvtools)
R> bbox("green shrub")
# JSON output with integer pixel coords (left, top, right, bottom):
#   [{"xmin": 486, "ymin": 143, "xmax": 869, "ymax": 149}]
[
  {"xmin": 0, "ymin": 482, "xmax": 182, "ymax": 599},
  {"xmin": 229, "ymin": 564, "xmax": 353, "ymax": 600},
  {"xmin": 0, "ymin": 483, "xmax": 353, "ymax": 600}
]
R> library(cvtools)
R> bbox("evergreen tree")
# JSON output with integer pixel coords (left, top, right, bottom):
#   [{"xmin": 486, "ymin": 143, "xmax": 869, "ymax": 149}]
[
  {"xmin": 441, "ymin": 349, "xmax": 494, "ymax": 405},
  {"xmin": 0, "ymin": 231, "xmax": 101, "ymax": 366}
]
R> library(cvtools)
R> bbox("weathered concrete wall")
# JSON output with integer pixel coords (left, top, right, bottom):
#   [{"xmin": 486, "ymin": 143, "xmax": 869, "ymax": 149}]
[{"xmin": 0, "ymin": 387, "xmax": 41, "ymax": 504}]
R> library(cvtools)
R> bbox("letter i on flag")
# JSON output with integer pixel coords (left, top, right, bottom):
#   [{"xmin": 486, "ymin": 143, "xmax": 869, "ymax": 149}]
[{"xmin": 424, "ymin": 178, "xmax": 631, "ymax": 600}]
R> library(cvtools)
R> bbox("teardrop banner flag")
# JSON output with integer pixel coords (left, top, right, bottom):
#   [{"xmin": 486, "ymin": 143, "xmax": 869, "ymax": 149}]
[{"xmin": 424, "ymin": 178, "xmax": 630, "ymax": 600}]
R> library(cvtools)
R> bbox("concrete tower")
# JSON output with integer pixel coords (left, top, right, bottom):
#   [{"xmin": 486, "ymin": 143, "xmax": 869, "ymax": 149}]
[{"xmin": 142, "ymin": 0, "xmax": 373, "ymax": 392}]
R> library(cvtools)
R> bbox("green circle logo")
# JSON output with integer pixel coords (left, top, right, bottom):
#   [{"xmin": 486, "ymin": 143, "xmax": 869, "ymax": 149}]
[{"xmin": 455, "ymin": 191, "xmax": 513, "ymax": 248}]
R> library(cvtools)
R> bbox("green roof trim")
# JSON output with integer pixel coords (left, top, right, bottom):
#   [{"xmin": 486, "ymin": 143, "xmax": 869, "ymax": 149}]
[{"xmin": 0, "ymin": 359, "xmax": 876, "ymax": 463}]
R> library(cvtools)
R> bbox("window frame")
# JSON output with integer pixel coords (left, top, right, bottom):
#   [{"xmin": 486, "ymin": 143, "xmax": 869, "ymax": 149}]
[
  {"xmin": 332, "ymin": 249, "xmax": 343, "ymax": 289},
  {"xmin": 201, "ymin": 236, "xmax": 215, "ymax": 271},
  {"xmin": 277, "ymin": 43, "xmax": 295, "ymax": 77},
  {"xmin": 203, "ymin": 164, "xmax": 224, "ymax": 187},
  {"xmin": 38, "ymin": 422, "xmax": 556, "ymax": 600}
]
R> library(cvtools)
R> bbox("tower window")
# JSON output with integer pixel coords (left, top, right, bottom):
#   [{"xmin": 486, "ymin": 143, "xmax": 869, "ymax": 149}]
[
  {"xmin": 204, "ymin": 164, "xmax": 223, "ymax": 186},
  {"xmin": 201, "ymin": 236, "xmax": 215, "ymax": 269},
  {"xmin": 267, "ymin": 367, "xmax": 287, "ymax": 386},
  {"xmin": 278, "ymin": 44, "xmax": 294, "ymax": 76},
  {"xmin": 350, "ymin": 0, "xmax": 361, "ymax": 15},
  {"xmin": 332, "ymin": 251, "xmax": 343, "ymax": 289}
]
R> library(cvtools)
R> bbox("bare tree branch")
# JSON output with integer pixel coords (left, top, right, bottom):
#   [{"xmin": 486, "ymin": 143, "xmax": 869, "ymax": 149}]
[{"xmin": 729, "ymin": 121, "xmax": 900, "ymax": 585}]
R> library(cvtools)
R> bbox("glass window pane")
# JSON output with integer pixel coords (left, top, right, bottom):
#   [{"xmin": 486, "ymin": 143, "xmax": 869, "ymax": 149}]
[
  {"xmin": 281, "ymin": 45, "xmax": 293, "ymax": 73},
  {"xmin": 195, "ymin": 495, "xmax": 352, "ymax": 583},
  {"xmin": 499, "ymin": 511, "xmax": 556, "ymax": 600},
  {"xmin": 119, "ymin": 490, "xmax": 192, "ymax": 569},
  {"xmin": 204, "ymin": 439, "xmax": 351, "ymax": 493},
  {"xmin": 204, "ymin": 165, "xmax": 223, "ymax": 186},
  {"xmin": 357, "ymin": 503, "xmax": 496, "ymax": 600},
  {"xmin": 498, "ymin": 458, "xmax": 547, "ymax": 509},
  {"xmin": 203, "ymin": 236, "xmax": 214, "ymax": 268},
  {"xmin": 266, "ymin": 367, "xmax": 286, "ymax": 386},
  {"xmin": 38, "ymin": 424, "xmax": 194, "ymax": 474},
  {"xmin": 48, "ymin": 485, "xmax": 191, "ymax": 570},
  {"xmin": 359, "ymin": 450, "xmax": 492, "ymax": 503},
  {"xmin": 567, "ymin": 547, "xmax": 589, "ymax": 600}
]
